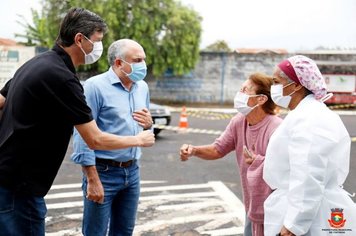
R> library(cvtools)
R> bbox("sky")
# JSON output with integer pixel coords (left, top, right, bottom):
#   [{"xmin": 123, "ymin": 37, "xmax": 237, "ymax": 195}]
[{"xmin": 1, "ymin": 0, "xmax": 356, "ymax": 52}]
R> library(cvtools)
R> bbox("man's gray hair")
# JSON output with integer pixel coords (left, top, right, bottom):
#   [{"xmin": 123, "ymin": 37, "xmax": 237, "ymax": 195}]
[{"xmin": 107, "ymin": 39, "xmax": 137, "ymax": 66}]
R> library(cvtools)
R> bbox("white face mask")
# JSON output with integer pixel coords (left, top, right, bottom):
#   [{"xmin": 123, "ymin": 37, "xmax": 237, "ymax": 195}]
[
  {"xmin": 233, "ymin": 92, "xmax": 260, "ymax": 116},
  {"xmin": 80, "ymin": 35, "xmax": 103, "ymax": 65},
  {"xmin": 270, "ymin": 83, "xmax": 295, "ymax": 108}
]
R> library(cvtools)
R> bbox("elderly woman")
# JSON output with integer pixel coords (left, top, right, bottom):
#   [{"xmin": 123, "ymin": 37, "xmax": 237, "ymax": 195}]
[
  {"xmin": 180, "ymin": 73, "xmax": 282, "ymax": 236},
  {"xmin": 263, "ymin": 55, "xmax": 356, "ymax": 236}
]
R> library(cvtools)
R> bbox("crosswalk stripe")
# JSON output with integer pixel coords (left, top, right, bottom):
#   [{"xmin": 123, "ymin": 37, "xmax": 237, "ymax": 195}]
[
  {"xmin": 133, "ymin": 212, "xmax": 240, "ymax": 233},
  {"xmin": 46, "ymin": 191, "xmax": 82, "ymax": 199},
  {"xmin": 50, "ymin": 183, "xmax": 81, "ymax": 190},
  {"xmin": 155, "ymin": 200, "xmax": 225, "ymax": 211},
  {"xmin": 46, "ymin": 191, "xmax": 220, "ymax": 209},
  {"xmin": 46, "ymin": 181, "xmax": 245, "ymax": 235},
  {"xmin": 47, "ymin": 201, "xmax": 83, "ymax": 210},
  {"xmin": 202, "ymin": 226, "xmax": 244, "ymax": 236},
  {"xmin": 140, "ymin": 191, "xmax": 218, "ymax": 201},
  {"xmin": 49, "ymin": 180, "xmax": 167, "ymax": 190},
  {"xmin": 141, "ymin": 183, "xmax": 210, "ymax": 192},
  {"xmin": 45, "ymin": 183, "xmax": 213, "ymax": 200},
  {"xmin": 209, "ymin": 181, "xmax": 245, "ymax": 224}
]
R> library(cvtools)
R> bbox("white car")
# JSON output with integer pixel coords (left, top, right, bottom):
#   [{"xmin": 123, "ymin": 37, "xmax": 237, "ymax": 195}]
[{"xmin": 150, "ymin": 103, "xmax": 171, "ymax": 136}]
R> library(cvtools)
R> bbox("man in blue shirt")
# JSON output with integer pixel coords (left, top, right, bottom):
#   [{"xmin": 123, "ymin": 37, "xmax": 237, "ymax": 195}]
[{"xmin": 71, "ymin": 39, "xmax": 153, "ymax": 236}]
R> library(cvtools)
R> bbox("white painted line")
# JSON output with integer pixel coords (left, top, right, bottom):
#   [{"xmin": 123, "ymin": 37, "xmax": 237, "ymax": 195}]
[
  {"xmin": 195, "ymin": 218, "xmax": 235, "ymax": 232},
  {"xmin": 50, "ymin": 183, "xmax": 81, "ymax": 190},
  {"xmin": 49, "ymin": 180, "xmax": 167, "ymax": 191},
  {"xmin": 133, "ymin": 212, "xmax": 239, "ymax": 234},
  {"xmin": 141, "ymin": 183, "xmax": 210, "ymax": 192},
  {"xmin": 47, "ymin": 201, "xmax": 83, "ymax": 210},
  {"xmin": 332, "ymin": 110, "xmax": 356, "ymax": 116},
  {"xmin": 155, "ymin": 200, "xmax": 224, "ymax": 211},
  {"xmin": 140, "ymin": 192, "xmax": 218, "ymax": 201},
  {"xmin": 45, "ymin": 191, "xmax": 82, "ymax": 199},
  {"xmin": 202, "ymin": 226, "xmax": 244, "ymax": 236},
  {"xmin": 141, "ymin": 180, "xmax": 168, "ymax": 184},
  {"xmin": 62, "ymin": 213, "xmax": 83, "ymax": 220},
  {"xmin": 45, "ymin": 183, "xmax": 212, "ymax": 199},
  {"xmin": 208, "ymin": 181, "xmax": 245, "ymax": 225},
  {"xmin": 46, "ymin": 192, "xmax": 219, "ymax": 209},
  {"xmin": 45, "ymin": 213, "xmax": 82, "ymax": 223}
]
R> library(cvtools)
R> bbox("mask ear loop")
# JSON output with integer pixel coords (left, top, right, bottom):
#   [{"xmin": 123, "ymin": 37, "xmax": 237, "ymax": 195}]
[{"xmin": 319, "ymin": 93, "xmax": 333, "ymax": 103}]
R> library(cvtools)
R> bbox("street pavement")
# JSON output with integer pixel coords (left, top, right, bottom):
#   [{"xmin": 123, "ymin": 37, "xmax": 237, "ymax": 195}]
[{"xmin": 45, "ymin": 181, "xmax": 245, "ymax": 236}]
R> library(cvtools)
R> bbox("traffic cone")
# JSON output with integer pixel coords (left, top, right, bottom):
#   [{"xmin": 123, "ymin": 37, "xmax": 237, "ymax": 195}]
[{"xmin": 178, "ymin": 106, "xmax": 189, "ymax": 129}]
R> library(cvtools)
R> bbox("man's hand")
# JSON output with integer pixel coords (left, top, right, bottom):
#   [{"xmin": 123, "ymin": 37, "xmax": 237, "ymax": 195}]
[
  {"xmin": 133, "ymin": 108, "xmax": 153, "ymax": 129},
  {"xmin": 86, "ymin": 179, "xmax": 105, "ymax": 204},
  {"xmin": 136, "ymin": 130, "xmax": 155, "ymax": 147},
  {"xmin": 83, "ymin": 166, "xmax": 104, "ymax": 204},
  {"xmin": 180, "ymin": 144, "xmax": 195, "ymax": 161}
]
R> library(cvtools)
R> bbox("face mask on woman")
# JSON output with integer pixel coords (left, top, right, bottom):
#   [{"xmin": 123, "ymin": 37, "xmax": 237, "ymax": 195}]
[
  {"xmin": 234, "ymin": 92, "xmax": 260, "ymax": 116},
  {"xmin": 121, "ymin": 60, "xmax": 147, "ymax": 82},
  {"xmin": 270, "ymin": 82, "xmax": 296, "ymax": 108},
  {"xmin": 80, "ymin": 35, "xmax": 103, "ymax": 65}
]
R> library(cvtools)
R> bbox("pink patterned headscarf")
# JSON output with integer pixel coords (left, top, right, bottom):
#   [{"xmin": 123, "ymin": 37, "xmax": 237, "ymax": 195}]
[{"xmin": 278, "ymin": 55, "xmax": 327, "ymax": 100}]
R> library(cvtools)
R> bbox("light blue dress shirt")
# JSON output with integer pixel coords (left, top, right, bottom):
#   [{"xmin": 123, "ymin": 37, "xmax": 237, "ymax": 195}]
[{"xmin": 71, "ymin": 67, "xmax": 150, "ymax": 166}]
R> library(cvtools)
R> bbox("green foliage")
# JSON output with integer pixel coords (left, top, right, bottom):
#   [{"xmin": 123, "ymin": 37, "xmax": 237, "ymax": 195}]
[
  {"xmin": 16, "ymin": 0, "xmax": 202, "ymax": 76},
  {"xmin": 203, "ymin": 40, "xmax": 232, "ymax": 52}
]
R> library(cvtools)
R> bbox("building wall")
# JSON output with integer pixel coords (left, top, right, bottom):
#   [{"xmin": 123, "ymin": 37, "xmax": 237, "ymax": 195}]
[
  {"xmin": 146, "ymin": 51, "xmax": 356, "ymax": 104},
  {"xmin": 146, "ymin": 52, "xmax": 285, "ymax": 104}
]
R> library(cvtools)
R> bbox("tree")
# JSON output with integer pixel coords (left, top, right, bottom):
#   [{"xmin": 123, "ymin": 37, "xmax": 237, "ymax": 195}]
[
  {"xmin": 16, "ymin": 0, "xmax": 202, "ymax": 76},
  {"xmin": 203, "ymin": 40, "xmax": 232, "ymax": 52}
]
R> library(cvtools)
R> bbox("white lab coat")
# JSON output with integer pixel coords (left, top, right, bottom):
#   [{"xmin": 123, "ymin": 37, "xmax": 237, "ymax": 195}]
[{"xmin": 263, "ymin": 95, "xmax": 356, "ymax": 236}]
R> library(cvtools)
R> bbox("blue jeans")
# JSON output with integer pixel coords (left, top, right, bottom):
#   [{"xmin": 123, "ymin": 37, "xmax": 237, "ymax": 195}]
[
  {"xmin": 82, "ymin": 161, "xmax": 140, "ymax": 236},
  {"xmin": 0, "ymin": 185, "xmax": 46, "ymax": 236}
]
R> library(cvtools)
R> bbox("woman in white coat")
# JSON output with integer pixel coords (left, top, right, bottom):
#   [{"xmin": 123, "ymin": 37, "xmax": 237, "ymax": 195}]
[{"xmin": 263, "ymin": 55, "xmax": 356, "ymax": 236}]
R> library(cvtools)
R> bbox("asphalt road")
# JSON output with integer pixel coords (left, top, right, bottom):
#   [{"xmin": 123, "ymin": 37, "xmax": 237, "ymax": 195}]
[{"xmin": 48, "ymin": 108, "xmax": 356, "ymax": 235}]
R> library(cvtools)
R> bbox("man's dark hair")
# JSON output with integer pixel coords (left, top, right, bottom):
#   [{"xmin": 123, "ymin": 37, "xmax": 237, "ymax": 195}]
[{"xmin": 56, "ymin": 7, "xmax": 107, "ymax": 47}]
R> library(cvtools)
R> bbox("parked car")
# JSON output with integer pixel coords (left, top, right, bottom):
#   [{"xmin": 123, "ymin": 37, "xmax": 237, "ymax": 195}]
[{"xmin": 150, "ymin": 103, "xmax": 171, "ymax": 136}]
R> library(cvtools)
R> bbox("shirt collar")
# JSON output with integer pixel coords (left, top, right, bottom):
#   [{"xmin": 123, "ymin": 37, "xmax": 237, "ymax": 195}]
[
  {"xmin": 52, "ymin": 44, "xmax": 76, "ymax": 74},
  {"xmin": 107, "ymin": 67, "xmax": 137, "ymax": 91},
  {"xmin": 291, "ymin": 94, "xmax": 315, "ymax": 115}
]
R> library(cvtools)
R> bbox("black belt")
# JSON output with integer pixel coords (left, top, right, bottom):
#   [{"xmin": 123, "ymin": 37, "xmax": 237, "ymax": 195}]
[{"xmin": 96, "ymin": 158, "xmax": 135, "ymax": 168}]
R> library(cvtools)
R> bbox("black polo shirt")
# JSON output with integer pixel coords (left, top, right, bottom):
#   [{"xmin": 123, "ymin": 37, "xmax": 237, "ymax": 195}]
[
  {"xmin": 0, "ymin": 44, "xmax": 93, "ymax": 196},
  {"xmin": 0, "ymin": 79, "xmax": 11, "ymax": 97}
]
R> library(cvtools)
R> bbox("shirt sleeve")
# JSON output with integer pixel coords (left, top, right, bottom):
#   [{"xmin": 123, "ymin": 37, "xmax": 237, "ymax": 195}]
[
  {"xmin": 213, "ymin": 116, "xmax": 238, "ymax": 156},
  {"xmin": 70, "ymin": 80, "xmax": 101, "ymax": 166},
  {"xmin": 71, "ymin": 128, "xmax": 96, "ymax": 166},
  {"xmin": 57, "ymin": 78, "xmax": 93, "ymax": 125},
  {"xmin": 0, "ymin": 79, "xmax": 12, "ymax": 97}
]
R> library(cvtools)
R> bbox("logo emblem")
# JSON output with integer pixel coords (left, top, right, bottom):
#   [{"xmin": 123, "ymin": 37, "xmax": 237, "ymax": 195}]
[{"xmin": 328, "ymin": 208, "xmax": 346, "ymax": 228}]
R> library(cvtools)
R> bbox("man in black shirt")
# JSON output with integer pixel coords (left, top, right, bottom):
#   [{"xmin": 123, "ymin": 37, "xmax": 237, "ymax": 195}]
[{"xmin": 0, "ymin": 8, "xmax": 154, "ymax": 236}]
